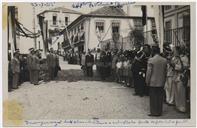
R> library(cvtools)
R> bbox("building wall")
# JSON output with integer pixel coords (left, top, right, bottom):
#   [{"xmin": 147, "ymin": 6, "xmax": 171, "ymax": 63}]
[
  {"xmin": 43, "ymin": 11, "xmax": 80, "ymax": 30},
  {"xmin": 16, "ymin": 3, "xmax": 35, "ymax": 54},
  {"xmin": 87, "ymin": 17, "xmax": 154, "ymax": 50},
  {"xmin": 87, "ymin": 17, "xmax": 133, "ymax": 50},
  {"xmin": 164, "ymin": 5, "xmax": 190, "ymax": 29},
  {"xmin": 122, "ymin": 5, "xmax": 155, "ymax": 18},
  {"xmin": 163, "ymin": 5, "xmax": 190, "ymax": 45}
]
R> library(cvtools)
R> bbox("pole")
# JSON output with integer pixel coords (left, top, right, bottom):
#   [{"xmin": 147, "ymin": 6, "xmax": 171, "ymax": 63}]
[
  {"xmin": 121, "ymin": 36, "xmax": 123, "ymax": 51},
  {"xmin": 33, "ymin": 6, "xmax": 36, "ymax": 49},
  {"xmin": 146, "ymin": 12, "xmax": 148, "ymax": 44}
]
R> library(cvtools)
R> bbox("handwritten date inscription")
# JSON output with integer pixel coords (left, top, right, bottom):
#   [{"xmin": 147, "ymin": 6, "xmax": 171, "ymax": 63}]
[{"xmin": 72, "ymin": 2, "xmax": 135, "ymax": 8}]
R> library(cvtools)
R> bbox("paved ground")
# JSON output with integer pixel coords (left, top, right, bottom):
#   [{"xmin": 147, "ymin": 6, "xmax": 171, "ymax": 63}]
[{"xmin": 8, "ymin": 57, "xmax": 188, "ymax": 120}]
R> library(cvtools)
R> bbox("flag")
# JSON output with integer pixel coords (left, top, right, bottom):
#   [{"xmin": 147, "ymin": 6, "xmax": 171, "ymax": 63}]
[
  {"xmin": 141, "ymin": 5, "xmax": 147, "ymax": 26},
  {"xmin": 153, "ymin": 5, "xmax": 164, "ymax": 52},
  {"xmin": 96, "ymin": 27, "xmax": 101, "ymax": 42}
]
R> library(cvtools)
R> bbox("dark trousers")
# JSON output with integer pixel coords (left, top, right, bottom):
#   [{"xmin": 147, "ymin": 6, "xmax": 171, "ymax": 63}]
[
  {"xmin": 149, "ymin": 87, "xmax": 164, "ymax": 116},
  {"xmin": 12, "ymin": 73, "xmax": 19, "ymax": 89},
  {"xmin": 133, "ymin": 73, "xmax": 145, "ymax": 96},
  {"xmin": 100, "ymin": 67, "xmax": 106, "ymax": 80},
  {"xmin": 29, "ymin": 70, "xmax": 33, "ymax": 83},
  {"xmin": 86, "ymin": 66, "xmax": 93, "ymax": 77},
  {"xmin": 32, "ymin": 70, "xmax": 39, "ymax": 85},
  {"xmin": 8, "ymin": 74, "xmax": 13, "ymax": 91},
  {"xmin": 54, "ymin": 66, "xmax": 59, "ymax": 78},
  {"xmin": 48, "ymin": 67, "xmax": 55, "ymax": 80}
]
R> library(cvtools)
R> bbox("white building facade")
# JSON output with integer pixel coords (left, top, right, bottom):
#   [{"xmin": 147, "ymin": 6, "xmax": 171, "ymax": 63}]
[{"xmin": 64, "ymin": 6, "xmax": 156, "ymax": 53}]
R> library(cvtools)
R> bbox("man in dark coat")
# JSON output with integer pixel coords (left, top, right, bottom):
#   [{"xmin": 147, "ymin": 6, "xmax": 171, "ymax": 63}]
[
  {"xmin": 27, "ymin": 48, "xmax": 34, "ymax": 84},
  {"xmin": 105, "ymin": 51, "xmax": 112, "ymax": 78},
  {"xmin": 11, "ymin": 51, "xmax": 20, "ymax": 89},
  {"xmin": 54, "ymin": 50, "xmax": 60, "ymax": 78},
  {"xmin": 32, "ymin": 50, "xmax": 40, "ymax": 85},
  {"xmin": 132, "ymin": 45, "xmax": 146, "ymax": 97},
  {"xmin": 146, "ymin": 46, "xmax": 167, "ymax": 116},
  {"xmin": 99, "ymin": 51, "xmax": 107, "ymax": 80},
  {"xmin": 85, "ymin": 50, "xmax": 94, "ymax": 77},
  {"xmin": 46, "ymin": 48, "xmax": 56, "ymax": 80}
]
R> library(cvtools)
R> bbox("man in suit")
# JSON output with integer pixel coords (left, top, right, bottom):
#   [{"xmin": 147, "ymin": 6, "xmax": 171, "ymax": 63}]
[
  {"xmin": 146, "ymin": 45, "xmax": 167, "ymax": 116},
  {"xmin": 32, "ymin": 50, "xmax": 40, "ymax": 85},
  {"xmin": 27, "ymin": 48, "xmax": 34, "ymax": 84},
  {"xmin": 11, "ymin": 51, "xmax": 20, "ymax": 89},
  {"xmin": 46, "ymin": 48, "xmax": 56, "ymax": 80},
  {"xmin": 54, "ymin": 50, "xmax": 60, "ymax": 78},
  {"xmin": 85, "ymin": 50, "xmax": 94, "ymax": 77}
]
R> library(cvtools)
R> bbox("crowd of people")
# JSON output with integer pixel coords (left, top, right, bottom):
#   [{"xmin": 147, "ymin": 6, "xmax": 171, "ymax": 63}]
[
  {"xmin": 8, "ymin": 42, "xmax": 190, "ymax": 117},
  {"xmin": 8, "ymin": 48, "xmax": 61, "ymax": 92},
  {"xmin": 80, "ymin": 43, "xmax": 190, "ymax": 117}
]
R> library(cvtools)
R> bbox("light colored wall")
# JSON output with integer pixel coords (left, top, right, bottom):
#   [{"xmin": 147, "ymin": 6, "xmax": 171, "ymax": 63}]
[
  {"xmin": 43, "ymin": 12, "xmax": 80, "ymax": 30},
  {"xmin": 87, "ymin": 17, "xmax": 133, "ymax": 50},
  {"xmin": 17, "ymin": 4, "xmax": 35, "ymax": 54},
  {"xmin": 122, "ymin": 5, "xmax": 155, "ymax": 17}
]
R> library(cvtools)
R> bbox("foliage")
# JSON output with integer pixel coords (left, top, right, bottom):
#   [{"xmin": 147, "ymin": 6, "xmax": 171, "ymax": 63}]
[{"xmin": 129, "ymin": 29, "xmax": 144, "ymax": 46}]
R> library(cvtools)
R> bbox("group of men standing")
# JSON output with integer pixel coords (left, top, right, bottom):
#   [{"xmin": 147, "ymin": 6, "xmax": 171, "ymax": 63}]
[
  {"xmin": 8, "ymin": 47, "xmax": 60, "ymax": 92},
  {"xmin": 27, "ymin": 48, "xmax": 41, "ymax": 85},
  {"xmin": 46, "ymin": 48, "xmax": 61, "ymax": 80}
]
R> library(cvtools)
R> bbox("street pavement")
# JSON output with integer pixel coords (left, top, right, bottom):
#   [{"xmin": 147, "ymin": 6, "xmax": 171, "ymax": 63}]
[{"xmin": 8, "ymin": 57, "xmax": 188, "ymax": 120}]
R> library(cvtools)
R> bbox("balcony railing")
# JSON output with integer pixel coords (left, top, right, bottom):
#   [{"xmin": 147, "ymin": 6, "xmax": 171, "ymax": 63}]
[{"xmin": 164, "ymin": 26, "xmax": 190, "ymax": 46}]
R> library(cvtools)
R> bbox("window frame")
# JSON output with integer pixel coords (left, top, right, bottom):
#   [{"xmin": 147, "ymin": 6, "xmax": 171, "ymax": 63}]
[{"xmin": 95, "ymin": 21, "xmax": 105, "ymax": 33}]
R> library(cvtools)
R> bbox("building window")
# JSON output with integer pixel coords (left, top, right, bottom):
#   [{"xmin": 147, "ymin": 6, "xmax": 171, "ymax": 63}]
[
  {"xmin": 53, "ymin": 16, "xmax": 57, "ymax": 25},
  {"xmin": 133, "ymin": 19, "xmax": 143, "ymax": 31},
  {"xmin": 81, "ymin": 23, "xmax": 84, "ymax": 30},
  {"xmin": 96, "ymin": 21, "xmax": 104, "ymax": 33},
  {"xmin": 65, "ymin": 17, "xmax": 68, "ymax": 26},
  {"xmin": 164, "ymin": 6, "xmax": 172, "ymax": 10},
  {"xmin": 164, "ymin": 20, "xmax": 172, "ymax": 44},
  {"xmin": 112, "ymin": 22, "xmax": 120, "ymax": 33}
]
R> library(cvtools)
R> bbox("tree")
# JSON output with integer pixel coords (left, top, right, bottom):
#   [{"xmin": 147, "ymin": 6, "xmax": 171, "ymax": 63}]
[{"xmin": 129, "ymin": 29, "xmax": 144, "ymax": 47}]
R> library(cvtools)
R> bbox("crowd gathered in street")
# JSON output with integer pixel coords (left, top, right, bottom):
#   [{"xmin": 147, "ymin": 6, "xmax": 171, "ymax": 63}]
[
  {"xmin": 8, "ymin": 42, "xmax": 190, "ymax": 117},
  {"xmin": 78, "ymin": 43, "xmax": 190, "ymax": 117},
  {"xmin": 8, "ymin": 48, "xmax": 61, "ymax": 91}
]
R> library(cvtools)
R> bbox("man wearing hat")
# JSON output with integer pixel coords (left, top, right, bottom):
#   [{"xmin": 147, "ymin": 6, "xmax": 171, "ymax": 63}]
[
  {"xmin": 11, "ymin": 50, "xmax": 20, "ymax": 89},
  {"xmin": 31, "ymin": 50, "xmax": 40, "ymax": 85},
  {"xmin": 27, "ymin": 48, "xmax": 34, "ymax": 84},
  {"xmin": 47, "ymin": 48, "xmax": 56, "ymax": 80},
  {"xmin": 85, "ymin": 49, "xmax": 94, "ymax": 77}
]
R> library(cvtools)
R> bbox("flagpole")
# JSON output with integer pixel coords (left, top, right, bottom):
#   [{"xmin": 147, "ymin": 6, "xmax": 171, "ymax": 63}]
[{"xmin": 146, "ymin": 7, "xmax": 148, "ymax": 44}]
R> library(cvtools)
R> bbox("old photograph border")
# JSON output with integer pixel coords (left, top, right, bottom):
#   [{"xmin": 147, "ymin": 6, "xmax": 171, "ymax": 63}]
[{"xmin": 1, "ymin": 0, "xmax": 196, "ymax": 127}]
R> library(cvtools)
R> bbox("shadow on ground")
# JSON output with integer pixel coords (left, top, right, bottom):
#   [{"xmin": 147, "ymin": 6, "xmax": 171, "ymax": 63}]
[{"xmin": 57, "ymin": 69, "xmax": 113, "ymax": 82}]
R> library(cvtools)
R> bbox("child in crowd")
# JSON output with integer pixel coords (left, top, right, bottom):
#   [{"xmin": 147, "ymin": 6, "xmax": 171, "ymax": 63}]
[
  {"xmin": 116, "ymin": 58, "xmax": 123, "ymax": 83},
  {"xmin": 123, "ymin": 57, "xmax": 130, "ymax": 86}
]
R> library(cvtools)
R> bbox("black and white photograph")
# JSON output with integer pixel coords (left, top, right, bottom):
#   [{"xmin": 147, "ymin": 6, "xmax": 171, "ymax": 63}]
[{"xmin": 1, "ymin": 1, "xmax": 196, "ymax": 127}]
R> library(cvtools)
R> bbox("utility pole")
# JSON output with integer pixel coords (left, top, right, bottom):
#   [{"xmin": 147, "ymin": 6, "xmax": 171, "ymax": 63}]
[{"xmin": 33, "ymin": 6, "xmax": 37, "ymax": 49}]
